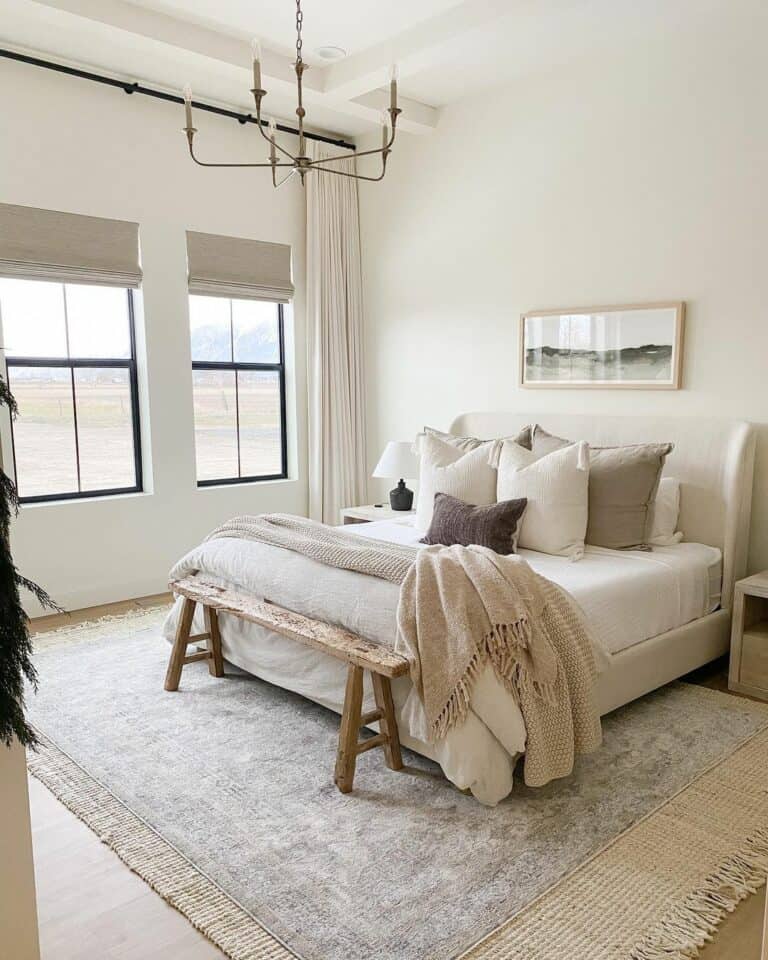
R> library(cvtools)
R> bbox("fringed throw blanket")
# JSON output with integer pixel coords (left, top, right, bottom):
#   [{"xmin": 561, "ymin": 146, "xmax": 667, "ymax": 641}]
[
  {"xmin": 207, "ymin": 514, "xmax": 601, "ymax": 786},
  {"xmin": 396, "ymin": 544, "xmax": 601, "ymax": 786}
]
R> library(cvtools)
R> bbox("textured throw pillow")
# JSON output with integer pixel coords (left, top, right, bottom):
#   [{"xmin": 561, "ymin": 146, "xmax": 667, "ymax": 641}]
[
  {"xmin": 415, "ymin": 433, "xmax": 498, "ymax": 534},
  {"xmin": 530, "ymin": 425, "xmax": 674, "ymax": 550},
  {"xmin": 494, "ymin": 440, "xmax": 589, "ymax": 559},
  {"xmin": 421, "ymin": 493, "xmax": 528, "ymax": 555},
  {"xmin": 421, "ymin": 424, "xmax": 533, "ymax": 452},
  {"xmin": 649, "ymin": 476, "xmax": 683, "ymax": 545}
]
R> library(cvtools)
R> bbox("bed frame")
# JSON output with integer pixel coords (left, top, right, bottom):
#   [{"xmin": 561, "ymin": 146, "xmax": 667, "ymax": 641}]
[
  {"xmin": 164, "ymin": 413, "xmax": 755, "ymax": 791},
  {"xmin": 451, "ymin": 412, "xmax": 756, "ymax": 713}
]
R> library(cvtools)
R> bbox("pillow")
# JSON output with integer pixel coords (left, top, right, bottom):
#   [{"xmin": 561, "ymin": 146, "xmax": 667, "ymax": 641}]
[
  {"xmin": 421, "ymin": 493, "xmax": 528, "ymax": 555},
  {"xmin": 494, "ymin": 440, "xmax": 589, "ymax": 559},
  {"xmin": 421, "ymin": 424, "xmax": 533, "ymax": 452},
  {"xmin": 415, "ymin": 433, "xmax": 498, "ymax": 534},
  {"xmin": 649, "ymin": 477, "xmax": 683, "ymax": 545},
  {"xmin": 530, "ymin": 425, "xmax": 674, "ymax": 550}
]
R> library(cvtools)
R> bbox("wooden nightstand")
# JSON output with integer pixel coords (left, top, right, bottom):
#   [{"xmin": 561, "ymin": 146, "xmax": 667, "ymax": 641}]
[
  {"xmin": 339, "ymin": 504, "xmax": 415, "ymax": 525},
  {"xmin": 728, "ymin": 572, "xmax": 768, "ymax": 700}
]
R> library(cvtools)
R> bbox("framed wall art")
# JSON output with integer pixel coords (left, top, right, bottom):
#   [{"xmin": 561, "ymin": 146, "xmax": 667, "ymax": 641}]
[{"xmin": 520, "ymin": 302, "xmax": 685, "ymax": 389}]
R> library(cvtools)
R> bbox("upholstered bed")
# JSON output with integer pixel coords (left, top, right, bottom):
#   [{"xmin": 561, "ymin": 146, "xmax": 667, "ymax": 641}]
[{"xmin": 164, "ymin": 413, "xmax": 755, "ymax": 804}]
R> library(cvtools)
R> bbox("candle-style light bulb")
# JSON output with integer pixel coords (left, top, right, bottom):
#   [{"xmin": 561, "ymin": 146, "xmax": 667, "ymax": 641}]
[
  {"xmin": 182, "ymin": 84, "xmax": 193, "ymax": 129},
  {"xmin": 251, "ymin": 38, "xmax": 262, "ymax": 92},
  {"xmin": 268, "ymin": 116, "xmax": 277, "ymax": 162},
  {"xmin": 389, "ymin": 63, "xmax": 398, "ymax": 111}
]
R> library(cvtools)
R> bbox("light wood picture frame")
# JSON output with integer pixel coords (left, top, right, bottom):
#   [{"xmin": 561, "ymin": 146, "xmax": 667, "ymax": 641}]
[{"xmin": 520, "ymin": 302, "xmax": 685, "ymax": 389}]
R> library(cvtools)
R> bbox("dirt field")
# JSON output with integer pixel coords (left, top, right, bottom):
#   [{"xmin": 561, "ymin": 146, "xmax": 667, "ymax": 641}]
[{"xmin": 9, "ymin": 371, "xmax": 283, "ymax": 497}]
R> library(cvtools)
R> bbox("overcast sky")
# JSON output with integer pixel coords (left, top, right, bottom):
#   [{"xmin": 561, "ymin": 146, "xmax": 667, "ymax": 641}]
[{"xmin": 525, "ymin": 308, "xmax": 678, "ymax": 350}]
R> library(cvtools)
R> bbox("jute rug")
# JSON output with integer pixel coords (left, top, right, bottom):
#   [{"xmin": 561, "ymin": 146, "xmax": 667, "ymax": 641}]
[{"xmin": 27, "ymin": 607, "xmax": 768, "ymax": 960}]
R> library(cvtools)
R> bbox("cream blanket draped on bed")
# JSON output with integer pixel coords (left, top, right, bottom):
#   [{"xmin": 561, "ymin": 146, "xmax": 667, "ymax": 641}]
[{"xmin": 206, "ymin": 514, "xmax": 602, "ymax": 786}]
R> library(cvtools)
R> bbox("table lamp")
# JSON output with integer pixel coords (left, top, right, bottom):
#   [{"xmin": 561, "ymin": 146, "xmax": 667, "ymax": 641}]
[{"xmin": 372, "ymin": 441, "xmax": 418, "ymax": 511}]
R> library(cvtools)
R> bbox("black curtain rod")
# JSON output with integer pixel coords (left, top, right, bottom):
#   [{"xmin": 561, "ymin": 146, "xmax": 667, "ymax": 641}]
[{"xmin": 0, "ymin": 47, "xmax": 357, "ymax": 151}]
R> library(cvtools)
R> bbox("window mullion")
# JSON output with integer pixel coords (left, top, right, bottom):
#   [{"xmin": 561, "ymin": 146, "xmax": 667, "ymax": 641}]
[
  {"xmin": 70, "ymin": 365, "xmax": 82, "ymax": 493},
  {"xmin": 234, "ymin": 367, "xmax": 242, "ymax": 479},
  {"xmin": 62, "ymin": 283, "xmax": 71, "ymax": 359}
]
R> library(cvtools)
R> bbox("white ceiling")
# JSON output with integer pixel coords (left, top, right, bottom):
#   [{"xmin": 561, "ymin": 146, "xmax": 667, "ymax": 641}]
[
  {"xmin": 0, "ymin": 0, "xmax": 739, "ymax": 139},
  {"xmin": 125, "ymin": 0, "xmax": 466, "ymax": 63}
]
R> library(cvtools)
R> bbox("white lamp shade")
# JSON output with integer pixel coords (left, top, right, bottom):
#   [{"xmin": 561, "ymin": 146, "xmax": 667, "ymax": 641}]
[{"xmin": 372, "ymin": 441, "xmax": 418, "ymax": 480}]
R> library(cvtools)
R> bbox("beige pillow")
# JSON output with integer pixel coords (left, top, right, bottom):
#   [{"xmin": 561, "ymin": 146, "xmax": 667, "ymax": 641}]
[
  {"xmin": 495, "ymin": 440, "xmax": 589, "ymax": 559},
  {"xmin": 422, "ymin": 424, "xmax": 532, "ymax": 452},
  {"xmin": 415, "ymin": 433, "xmax": 498, "ymax": 534},
  {"xmin": 531, "ymin": 426, "xmax": 673, "ymax": 549}
]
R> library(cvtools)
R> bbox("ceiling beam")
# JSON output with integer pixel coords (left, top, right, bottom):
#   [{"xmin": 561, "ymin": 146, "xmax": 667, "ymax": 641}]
[
  {"xmin": 25, "ymin": 0, "xmax": 438, "ymax": 133},
  {"xmin": 321, "ymin": 0, "xmax": 513, "ymax": 101}
]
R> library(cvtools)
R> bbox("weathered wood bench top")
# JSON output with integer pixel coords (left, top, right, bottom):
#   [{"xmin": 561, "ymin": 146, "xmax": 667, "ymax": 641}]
[
  {"xmin": 169, "ymin": 574, "xmax": 409, "ymax": 679},
  {"xmin": 166, "ymin": 573, "xmax": 408, "ymax": 793}
]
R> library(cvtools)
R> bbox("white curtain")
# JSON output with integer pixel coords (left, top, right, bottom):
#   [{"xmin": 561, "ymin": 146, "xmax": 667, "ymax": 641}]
[{"xmin": 306, "ymin": 143, "xmax": 367, "ymax": 523}]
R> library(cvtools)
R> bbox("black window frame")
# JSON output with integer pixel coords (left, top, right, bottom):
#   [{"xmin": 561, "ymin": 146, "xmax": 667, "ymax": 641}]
[
  {"xmin": 4, "ymin": 286, "xmax": 143, "ymax": 505},
  {"xmin": 191, "ymin": 298, "xmax": 288, "ymax": 487}
]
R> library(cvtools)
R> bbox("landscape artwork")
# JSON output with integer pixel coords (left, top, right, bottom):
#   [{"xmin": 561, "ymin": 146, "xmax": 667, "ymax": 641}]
[{"xmin": 521, "ymin": 303, "xmax": 684, "ymax": 389}]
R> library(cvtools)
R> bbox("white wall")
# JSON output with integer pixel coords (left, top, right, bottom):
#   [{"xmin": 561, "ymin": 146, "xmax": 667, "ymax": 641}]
[
  {"xmin": 0, "ymin": 59, "xmax": 308, "ymax": 614},
  {"xmin": 359, "ymin": 3, "xmax": 768, "ymax": 572}
]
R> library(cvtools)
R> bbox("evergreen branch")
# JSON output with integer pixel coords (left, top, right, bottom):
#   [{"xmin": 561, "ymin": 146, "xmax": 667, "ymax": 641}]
[{"xmin": 0, "ymin": 373, "xmax": 59, "ymax": 748}]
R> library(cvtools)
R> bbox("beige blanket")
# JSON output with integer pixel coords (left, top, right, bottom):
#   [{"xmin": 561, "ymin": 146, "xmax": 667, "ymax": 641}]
[
  {"xmin": 396, "ymin": 544, "xmax": 601, "ymax": 787},
  {"xmin": 207, "ymin": 514, "xmax": 601, "ymax": 786}
]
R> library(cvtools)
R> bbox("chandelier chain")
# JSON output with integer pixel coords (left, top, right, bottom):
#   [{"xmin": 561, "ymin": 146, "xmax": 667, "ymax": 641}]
[{"xmin": 295, "ymin": 0, "xmax": 303, "ymax": 65}]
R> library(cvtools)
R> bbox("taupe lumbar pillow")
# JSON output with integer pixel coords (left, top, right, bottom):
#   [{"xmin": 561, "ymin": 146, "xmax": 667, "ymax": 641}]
[
  {"xmin": 423, "ymin": 424, "xmax": 533, "ymax": 452},
  {"xmin": 530, "ymin": 426, "xmax": 673, "ymax": 549},
  {"xmin": 421, "ymin": 492, "xmax": 528, "ymax": 555}
]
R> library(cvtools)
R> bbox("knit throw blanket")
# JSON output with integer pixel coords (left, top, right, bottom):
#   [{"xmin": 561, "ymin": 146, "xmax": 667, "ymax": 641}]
[{"xmin": 207, "ymin": 514, "xmax": 601, "ymax": 786}]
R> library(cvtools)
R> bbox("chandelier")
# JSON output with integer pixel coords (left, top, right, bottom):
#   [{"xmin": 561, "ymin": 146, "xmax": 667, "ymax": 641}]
[{"xmin": 182, "ymin": 0, "xmax": 401, "ymax": 186}]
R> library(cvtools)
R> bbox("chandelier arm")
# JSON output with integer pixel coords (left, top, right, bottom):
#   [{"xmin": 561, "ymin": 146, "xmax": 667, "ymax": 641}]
[
  {"xmin": 311, "ymin": 124, "xmax": 396, "ymax": 167},
  {"xmin": 273, "ymin": 167, "xmax": 297, "ymax": 188},
  {"xmin": 309, "ymin": 160, "xmax": 388, "ymax": 182},
  {"xmin": 254, "ymin": 100, "xmax": 298, "ymax": 162},
  {"xmin": 187, "ymin": 140, "xmax": 293, "ymax": 168}
]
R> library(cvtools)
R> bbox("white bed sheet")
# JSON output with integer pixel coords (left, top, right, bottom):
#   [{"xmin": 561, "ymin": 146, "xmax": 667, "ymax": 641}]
[
  {"xmin": 164, "ymin": 518, "xmax": 721, "ymax": 805},
  {"xmin": 352, "ymin": 518, "xmax": 723, "ymax": 656}
]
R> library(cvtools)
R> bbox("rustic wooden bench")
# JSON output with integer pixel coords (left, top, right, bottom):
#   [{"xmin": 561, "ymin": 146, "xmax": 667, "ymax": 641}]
[{"xmin": 165, "ymin": 574, "xmax": 408, "ymax": 794}]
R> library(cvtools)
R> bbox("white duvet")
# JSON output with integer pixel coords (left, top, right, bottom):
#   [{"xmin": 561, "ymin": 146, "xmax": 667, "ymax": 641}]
[{"xmin": 165, "ymin": 517, "xmax": 721, "ymax": 805}]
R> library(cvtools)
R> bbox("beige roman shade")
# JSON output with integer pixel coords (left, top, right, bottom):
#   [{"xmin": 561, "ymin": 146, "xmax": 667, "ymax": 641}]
[
  {"xmin": 0, "ymin": 203, "xmax": 142, "ymax": 287},
  {"xmin": 186, "ymin": 230, "xmax": 294, "ymax": 302}
]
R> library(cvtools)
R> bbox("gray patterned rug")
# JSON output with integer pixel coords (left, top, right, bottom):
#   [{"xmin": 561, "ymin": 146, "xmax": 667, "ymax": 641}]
[{"xmin": 26, "ymin": 608, "xmax": 768, "ymax": 960}]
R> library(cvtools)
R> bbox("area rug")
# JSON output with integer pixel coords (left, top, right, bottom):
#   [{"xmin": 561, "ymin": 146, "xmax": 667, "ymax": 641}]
[{"xmin": 26, "ymin": 607, "xmax": 768, "ymax": 960}]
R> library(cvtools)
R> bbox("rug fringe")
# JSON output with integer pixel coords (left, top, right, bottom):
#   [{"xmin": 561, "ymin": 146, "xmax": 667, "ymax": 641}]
[
  {"xmin": 27, "ymin": 732, "xmax": 299, "ymax": 960},
  {"xmin": 629, "ymin": 825, "xmax": 768, "ymax": 959}
]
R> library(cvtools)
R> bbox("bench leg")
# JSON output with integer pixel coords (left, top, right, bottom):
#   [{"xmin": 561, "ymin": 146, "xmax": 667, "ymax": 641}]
[
  {"xmin": 372, "ymin": 674, "xmax": 403, "ymax": 771},
  {"xmin": 335, "ymin": 664, "xmax": 364, "ymax": 794},
  {"xmin": 165, "ymin": 597, "xmax": 196, "ymax": 691},
  {"xmin": 204, "ymin": 606, "xmax": 225, "ymax": 678}
]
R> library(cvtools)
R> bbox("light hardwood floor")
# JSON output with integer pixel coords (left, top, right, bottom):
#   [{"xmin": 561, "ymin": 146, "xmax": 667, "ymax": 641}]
[{"xmin": 28, "ymin": 599, "xmax": 765, "ymax": 960}]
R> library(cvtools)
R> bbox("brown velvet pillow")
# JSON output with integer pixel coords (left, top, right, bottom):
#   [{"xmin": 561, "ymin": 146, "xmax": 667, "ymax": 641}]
[{"xmin": 421, "ymin": 493, "xmax": 528, "ymax": 555}]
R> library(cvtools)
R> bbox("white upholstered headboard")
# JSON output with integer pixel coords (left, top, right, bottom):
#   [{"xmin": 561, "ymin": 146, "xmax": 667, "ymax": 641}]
[{"xmin": 449, "ymin": 412, "xmax": 756, "ymax": 610}]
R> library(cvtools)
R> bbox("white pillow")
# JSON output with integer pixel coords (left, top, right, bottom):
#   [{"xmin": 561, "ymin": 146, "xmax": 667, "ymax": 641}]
[
  {"xmin": 649, "ymin": 476, "xmax": 683, "ymax": 545},
  {"xmin": 415, "ymin": 433, "xmax": 497, "ymax": 534},
  {"xmin": 495, "ymin": 440, "xmax": 589, "ymax": 559}
]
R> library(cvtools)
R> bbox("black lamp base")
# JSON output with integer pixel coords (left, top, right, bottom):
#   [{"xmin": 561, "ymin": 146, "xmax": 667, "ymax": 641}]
[{"xmin": 389, "ymin": 479, "xmax": 414, "ymax": 511}]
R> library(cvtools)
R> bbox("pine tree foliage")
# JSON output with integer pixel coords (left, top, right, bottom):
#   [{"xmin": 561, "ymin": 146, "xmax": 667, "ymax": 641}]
[{"xmin": 0, "ymin": 373, "xmax": 59, "ymax": 747}]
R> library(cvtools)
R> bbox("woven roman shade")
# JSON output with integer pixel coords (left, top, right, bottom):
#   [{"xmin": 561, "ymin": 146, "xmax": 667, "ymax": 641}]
[
  {"xmin": 0, "ymin": 203, "xmax": 142, "ymax": 287},
  {"xmin": 186, "ymin": 230, "xmax": 293, "ymax": 302}
]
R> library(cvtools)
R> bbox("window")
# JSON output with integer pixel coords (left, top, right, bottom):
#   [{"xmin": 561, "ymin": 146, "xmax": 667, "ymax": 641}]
[
  {"xmin": 0, "ymin": 278, "xmax": 142, "ymax": 503},
  {"xmin": 190, "ymin": 295, "xmax": 287, "ymax": 485}
]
